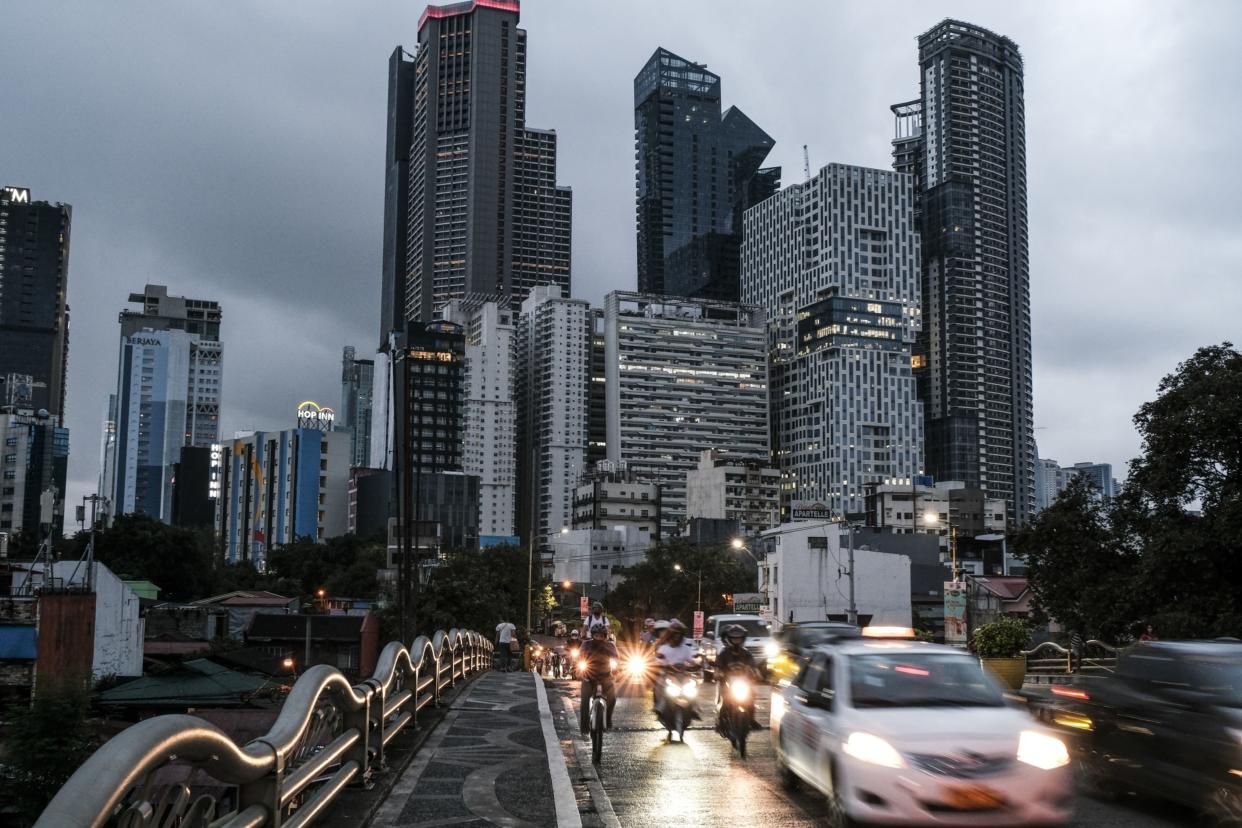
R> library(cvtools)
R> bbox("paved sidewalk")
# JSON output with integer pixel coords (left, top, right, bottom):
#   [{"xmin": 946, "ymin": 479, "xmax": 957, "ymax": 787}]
[{"xmin": 372, "ymin": 671, "xmax": 574, "ymax": 827}]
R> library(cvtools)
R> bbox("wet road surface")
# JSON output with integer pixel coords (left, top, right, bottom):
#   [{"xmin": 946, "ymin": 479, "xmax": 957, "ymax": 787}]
[{"xmin": 546, "ymin": 676, "xmax": 1198, "ymax": 828}]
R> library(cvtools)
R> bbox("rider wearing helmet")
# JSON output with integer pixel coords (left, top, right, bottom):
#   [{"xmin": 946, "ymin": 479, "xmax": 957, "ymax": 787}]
[
  {"xmin": 653, "ymin": 620, "xmax": 699, "ymax": 715},
  {"xmin": 714, "ymin": 624, "xmax": 759, "ymax": 732},
  {"xmin": 640, "ymin": 617, "xmax": 657, "ymax": 645},
  {"xmin": 579, "ymin": 623, "xmax": 619, "ymax": 734},
  {"xmin": 581, "ymin": 601, "xmax": 609, "ymax": 639}
]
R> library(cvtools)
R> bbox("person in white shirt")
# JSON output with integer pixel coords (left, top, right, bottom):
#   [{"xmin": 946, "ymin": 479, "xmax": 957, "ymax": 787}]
[
  {"xmin": 495, "ymin": 619, "xmax": 517, "ymax": 671},
  {"xmin": 580, "ymin": 602, "xmax": 609, "ymax": 639},
  {"xmin": 654, "ymin": 619, "xmax": 697, "ymax": 713}
]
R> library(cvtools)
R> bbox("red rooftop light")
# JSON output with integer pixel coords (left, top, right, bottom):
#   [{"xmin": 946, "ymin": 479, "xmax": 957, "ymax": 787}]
[{"xmin": 419, "ymin": 0, "xmax": 520, "ymax": 30}]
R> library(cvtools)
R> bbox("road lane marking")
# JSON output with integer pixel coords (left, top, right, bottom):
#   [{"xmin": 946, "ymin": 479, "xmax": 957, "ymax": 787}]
[
  {"xmin": 559, "ymin": 695, "xmax": 622, "ymax": 828},
  {"xmin": 535, "ymin": 677, "xmax": 583, "ymax": 828}
]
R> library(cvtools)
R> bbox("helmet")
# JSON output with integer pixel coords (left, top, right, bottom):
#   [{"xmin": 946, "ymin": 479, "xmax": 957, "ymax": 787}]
[
  {"xmin": 667, "ymin": 619, "xmax": 687, "ymax": 634},
  {"xmin": 569, "ymin": 629, "xmax": 580, "ymax": 639},
  {"xmin": 644, "ymin": 617, "xmax": 655, "ymax": 628},
  {"xmin": 591, "ymin": 623, "xmax": 608, "ymax": 638},
  {"xmin": 653, "ymin": 619, "xmax": 670, "ymax": 632},
  {"xmin": 724, "ymin": 624, "xmax": 747, "ymax": 645},
  {"xmin": 592, "ymin": 601, "xmax": 603, "ymax": 612}
]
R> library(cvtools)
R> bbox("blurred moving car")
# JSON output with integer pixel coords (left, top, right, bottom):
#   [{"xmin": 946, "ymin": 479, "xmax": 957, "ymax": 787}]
[
  {"xmin": 768, "ymin": 621, "xmax": 860, "ymax": 686},
  {"xmin": 701, "ymin": 613, "xmax": 776, "ymax": 680},
  {"xmin": 1042, "ymin": 640, "xmax": 1242, "ymax": 825},
  {"xmin": 772, "ymin": 638, "xmax": 1073, "ymax": 826}
]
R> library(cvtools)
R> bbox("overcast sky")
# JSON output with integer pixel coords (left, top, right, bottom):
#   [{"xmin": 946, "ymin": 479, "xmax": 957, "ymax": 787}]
[{"xmin": 4, "ymin": 0, "xmax": 1240, "ymax": 516}]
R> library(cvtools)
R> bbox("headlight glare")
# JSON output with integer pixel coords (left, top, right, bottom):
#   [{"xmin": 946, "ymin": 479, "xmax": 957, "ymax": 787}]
[
  {"xmin": 665, "ymin": 679, "xmax": 681, "ymax": 697},
  {"xmin": 1017, "ymin": 730, "xmax": 1070, "ymax": 770},
  {"xmin": 683, "ymin": 680, "xmax": 698, "ymax": 699},
  {"xmin": 842, "ymin": 732, "xmax": 905, "ymax": 768},
  {"xmin": 764, "ymin": 641, "xmax": 780, "ymax": 658}
]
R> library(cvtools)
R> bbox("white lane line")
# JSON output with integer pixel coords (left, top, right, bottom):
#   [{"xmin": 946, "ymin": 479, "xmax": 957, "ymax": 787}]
[
  {"xmin": 534, "ymin": 677, "xmax": 583, "ymax": 828},
  {"xmin": 559, "ymin": 696, "xmax": 622, "ymax": 828}
]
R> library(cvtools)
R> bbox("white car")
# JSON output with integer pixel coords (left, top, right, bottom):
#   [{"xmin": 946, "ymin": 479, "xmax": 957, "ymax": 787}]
[{"xmin": 771, "ymin": 638, "xmax": 1072, "ymax": 826}]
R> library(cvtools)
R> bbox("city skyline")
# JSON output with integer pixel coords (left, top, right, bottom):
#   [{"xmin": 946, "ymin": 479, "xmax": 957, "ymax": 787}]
[{"xmin": 3, "ymin": 1, "xmax": 1238, "ymax": 516}]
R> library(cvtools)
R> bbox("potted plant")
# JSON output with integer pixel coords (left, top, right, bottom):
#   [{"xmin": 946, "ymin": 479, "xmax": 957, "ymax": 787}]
[{"xmin": 972, "ymin": 617, "xmax": 1030, "ymax": 690}]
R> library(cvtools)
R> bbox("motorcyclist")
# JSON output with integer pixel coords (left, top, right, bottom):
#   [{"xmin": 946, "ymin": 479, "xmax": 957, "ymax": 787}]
[
  {"xmin": 581, "ymin": 601, "xmax": 609, "ymax": 639},
  {"xmin": 714, "ymin": 623, "xmax": 759, "ymax": 732},
  {"xmin": 654, "ymin": 620, "xmax": 698, "ymax": 715},
  {"xmin": 639, "ymin": 617, "xmax": 657, "ymax": 645},
  {"xmin": 565, "ymin": 629, "xmax": 582, "ymax": 677},
  {"xmin": 579, "ymin": 623, "xmax": 619, "ymax": 734}
]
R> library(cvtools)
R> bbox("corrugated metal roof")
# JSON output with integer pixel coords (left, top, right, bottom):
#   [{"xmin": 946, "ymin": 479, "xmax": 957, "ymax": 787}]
[
  {"xmin": 0, "ymin": 624, "xmax": 37, "ymax": 660},
  {"xmin": 97, "ymin": 659, "xmax": 268, "ymax": 706}
]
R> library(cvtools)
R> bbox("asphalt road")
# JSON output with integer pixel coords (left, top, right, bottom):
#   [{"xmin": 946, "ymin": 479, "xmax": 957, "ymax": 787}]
[{"xmin": 547, "ymin": 677, "xmax": 1198, "ymax": 828}]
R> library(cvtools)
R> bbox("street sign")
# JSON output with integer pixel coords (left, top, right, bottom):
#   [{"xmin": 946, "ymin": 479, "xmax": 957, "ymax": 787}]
[
  {"xmin": 579, "ymin": 596, "xmax": 589, "ymax": 616},
  {"xmin": 944, "ymin": 581, "xmax": 968, "ymax": 647},
  {"xmin": 692, "ymin": 610, "xmax": 704, "ymax": 639}
]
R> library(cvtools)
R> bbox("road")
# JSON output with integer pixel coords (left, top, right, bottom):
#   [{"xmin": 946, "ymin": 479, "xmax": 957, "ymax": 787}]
[{"xmin": 547, "ymin": 676, "xmax": 1197, "ymax": 828}]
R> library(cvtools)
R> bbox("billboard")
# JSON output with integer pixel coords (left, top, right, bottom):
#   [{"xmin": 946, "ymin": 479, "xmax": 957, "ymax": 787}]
[{"xmin": 944, "ymin": 581, "xmax": 968, "ymax": 646}]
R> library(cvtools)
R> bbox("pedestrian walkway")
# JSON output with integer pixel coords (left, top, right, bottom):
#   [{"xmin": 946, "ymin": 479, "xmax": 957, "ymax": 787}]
[{"xmin": 372, "ymin": 670, "xmax": 579, "ymax": 827}]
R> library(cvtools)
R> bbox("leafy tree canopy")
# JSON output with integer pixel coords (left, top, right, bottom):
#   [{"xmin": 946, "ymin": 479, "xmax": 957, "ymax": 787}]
[{"xmin": 604, "ymin": 539, "xmax": 756, "ymax": 632}]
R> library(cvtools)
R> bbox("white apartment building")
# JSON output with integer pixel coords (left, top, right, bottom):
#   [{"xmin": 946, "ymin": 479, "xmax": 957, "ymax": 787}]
[
  {"xmin": 756, "ymin": 520, "xmax": 912, "ymax": 629},
  {"xmin": 549, "ymin": 526, "xmax": 652, "ymax": 590},
  {"xmin": 741, "ymin": 163, "xmax": 923, "ymax": 518},
  {"xmin": 865, "ymin": 480, "xmax": 1006, "ymax": 540},
  {"xmin": 516, "ymin": 286, "xmax": 589, "ymax": 547},
  {"xmin": 685, "ymin": 449, "xmax": 780, "ymax": 537},
  {"xmin": 604, "ymin": 292, "xmax": 768, "ymax": 538},
  {"xmin": 571, "ymin": 460, "xmax": 661, "ymax": 541},
  {"xmin": 441, "ymin": 298, "xmax": 516, "ymax": 540}
]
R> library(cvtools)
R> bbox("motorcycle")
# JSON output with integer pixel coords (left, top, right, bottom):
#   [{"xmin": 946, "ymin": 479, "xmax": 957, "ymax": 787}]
[
  {"xmin": 656, "ymin": 667, "xmax": 700, "ymax": 742},
  {"xmin": 530, "ymin": 645, "xmax": 546, "ymax": 675},
  {"xmin": 566, "ymin": 645, "xmax": 582, "ymax": 679},
  {"xmin": 717, "ymin": 670, "xmax": 756, "ymax": 759}
]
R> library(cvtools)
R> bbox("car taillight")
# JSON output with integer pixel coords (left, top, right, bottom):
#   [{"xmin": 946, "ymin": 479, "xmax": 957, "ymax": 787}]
[{"xmin": 1051, "ymin": 686, "xmax": 1089, "ymax": 701}]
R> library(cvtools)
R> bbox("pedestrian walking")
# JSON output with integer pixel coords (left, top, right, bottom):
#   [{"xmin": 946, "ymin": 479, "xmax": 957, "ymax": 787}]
[
  {"xmin": 496, "ymin": 618, "xmax": 516, "ymax": 671},
  {"xmin": 1070, "ymin": 630, "xmax": 1084, "ymax": 672}
]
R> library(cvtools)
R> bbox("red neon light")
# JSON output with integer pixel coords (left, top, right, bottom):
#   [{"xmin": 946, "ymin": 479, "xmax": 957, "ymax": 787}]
[
  {"xmin": 1051, "ymin": 686, "xmax": 1089, "ymax": 700},
  {"xmin": 419, "ymin": 0, "xmax": 520, "ymax": 30},
  {"xmin": 895, "ymin": 665, "xmax": 931, "ymax": 677}
]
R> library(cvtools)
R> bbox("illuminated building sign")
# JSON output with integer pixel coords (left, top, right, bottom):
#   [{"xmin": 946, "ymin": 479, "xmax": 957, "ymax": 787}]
[
  {"xmin": 297, "ymin": 400, "xmax": 335, "ymax": 431},
  {"xmin": 208, "ymin": 443, "xmax": 223, "ymax": 498},
  {"xmin": 129, "ymin": 336, "xmax": 164, "ymax": 347},
  {"xmin": 2, "ymin": 186, "xmax": 30, "ymax": 204},
  {"xmin": 407, "ymin": 349, "xmax": 455, "ymax": 362},
  {"xmin": 791, "ymin": 501, "xmax": 834, "ymax": 520}
]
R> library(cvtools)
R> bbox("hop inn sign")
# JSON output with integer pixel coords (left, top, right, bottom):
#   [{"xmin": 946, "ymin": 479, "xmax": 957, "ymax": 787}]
[{"xmin": 296, "ymin": 400, "xmax": 335, "ymax": 431}]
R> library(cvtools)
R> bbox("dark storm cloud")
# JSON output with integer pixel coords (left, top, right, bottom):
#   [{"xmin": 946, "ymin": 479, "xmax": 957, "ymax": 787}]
[{"xmin": 2, "ymin": 0, "xmax": 1238, "ymax": 510}]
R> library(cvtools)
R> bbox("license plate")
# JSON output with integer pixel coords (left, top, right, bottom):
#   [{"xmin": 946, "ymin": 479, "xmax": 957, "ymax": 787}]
[{"xmin": 945, "ymin": 785, "xmax": 1004, "ymax": 810}]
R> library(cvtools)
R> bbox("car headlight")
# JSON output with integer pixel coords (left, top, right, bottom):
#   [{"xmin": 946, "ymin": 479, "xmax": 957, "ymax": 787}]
[
  {"xmin": 764, "ymin": 641, "xmax": 780, "ymax": 658},
  {"xmin": 1017, "ymin": 730, "xmax": 1070, "ymax": 770},
  {"xmin": 843, "ymin": 732, "xmax": 905, "ymax": 768},
  {"xmin": 683, "ymin": 680, "xmax": 699, "ymax": 699},
  {"xmin": 665, "ymin": 679, "xmax": 682, "ymax": 698},
  {"xmin": 771, "ymin": 692, "xmax": 786, "ymax": 727}
]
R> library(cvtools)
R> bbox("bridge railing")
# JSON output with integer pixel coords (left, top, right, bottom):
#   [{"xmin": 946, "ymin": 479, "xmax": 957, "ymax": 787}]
[
  {"xmin": 35, "ymin": 628, "xmax": 493, "ymax": 828},
  {"xmin": 1022, "ymin": 639, "xmax": 1121, "ymax": 675}
]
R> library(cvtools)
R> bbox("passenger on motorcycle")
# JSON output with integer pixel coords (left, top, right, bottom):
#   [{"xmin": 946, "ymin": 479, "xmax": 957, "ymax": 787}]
[
  {"xmin": 654, "ymin": 619, "xmax": 698, "ymax": 713},
  {"xmin": 714, "ymin": 624, "xmax": 759, "ymax": 732},
  {"xmin": 578, "ymin": 624, "xmax": 619, "ymax": 734}
]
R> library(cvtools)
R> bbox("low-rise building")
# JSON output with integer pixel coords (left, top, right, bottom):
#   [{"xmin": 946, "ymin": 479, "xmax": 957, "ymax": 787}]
[
  {"xmin": 684, "ymin": 449, "xmax": 778, "ymax": 538},
  {"xmin": 755, "ymin": 521, "xmax": 912, "ymax": 628},
  {"xmin": 864, "ymin": 480, "xmax": 1006, "ymax": 551},
  {"xmin": 571, "ymin": 461, "xmax": 660, "ymax": 542},
  {"xmin": 549, "ymin": 526, "xmax": 652, "ymax": 593}
]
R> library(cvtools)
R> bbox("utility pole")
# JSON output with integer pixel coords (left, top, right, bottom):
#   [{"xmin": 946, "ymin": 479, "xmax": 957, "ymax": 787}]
[{"xmin": 846, "ymin": 523, "xmax": 858, "ymax": 625}]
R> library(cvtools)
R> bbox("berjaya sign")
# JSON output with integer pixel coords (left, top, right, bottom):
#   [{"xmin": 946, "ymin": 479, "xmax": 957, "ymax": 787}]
[{"xmin": 297, "ymin": 400, "xmax": 335, "ymax": 431}]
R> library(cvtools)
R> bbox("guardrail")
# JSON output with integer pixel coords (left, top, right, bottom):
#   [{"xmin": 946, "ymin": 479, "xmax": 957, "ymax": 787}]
[
  {"xmin": 35, "ymin": 628, "xmax": 493, "ymax": 828},
  {"xmin": 1022, "ymin": 639, "xmax": 1120, "ymax": 674}
]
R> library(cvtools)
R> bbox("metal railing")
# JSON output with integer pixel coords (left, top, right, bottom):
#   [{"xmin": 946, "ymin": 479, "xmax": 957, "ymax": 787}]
[
  {"xmin": 1022, "ymin": 639, "xmax": 1120, "ymax": 674},
  {"xmin": 36, "ymin": 628, "xmax": 493, "ymax": 828}
]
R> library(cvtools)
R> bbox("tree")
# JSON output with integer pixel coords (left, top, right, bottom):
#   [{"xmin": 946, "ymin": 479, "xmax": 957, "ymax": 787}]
[
  {"xmin": 604, "ymin": 539, "xmax": 755, "ymax": 633},
  {"xmin": 1, "ymin": 679, "xmax": 97, "ymax": 821},
  {"xmin": 411, "ymin": 544, "xmax": 546, "ymax": 639},
  {"xmin": 86, "ymin": 514, "xmax": 216, "ymax": 601},
  {"xmin": 265, "ymin": 534, "xmax": 385, "ymax": 601}
]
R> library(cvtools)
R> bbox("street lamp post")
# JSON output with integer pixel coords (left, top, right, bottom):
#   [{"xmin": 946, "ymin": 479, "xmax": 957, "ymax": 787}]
[
  {"xmin": 673, "ymin": 563, "xmax": 702, "ymax": 614},
  {"xmin": 922, "ymin": 511, "xmax": 958, "ymax": 580}
]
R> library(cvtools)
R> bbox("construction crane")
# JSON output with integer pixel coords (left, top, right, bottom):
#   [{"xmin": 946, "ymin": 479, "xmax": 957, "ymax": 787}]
[{"xmin": 802, "ymin": 144, "xmax": 811, "ymax": 182}]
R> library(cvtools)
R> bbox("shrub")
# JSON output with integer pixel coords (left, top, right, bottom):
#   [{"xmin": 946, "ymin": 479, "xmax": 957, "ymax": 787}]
[{"xmin": 972, "ymin": 617, "xmax": 1030, "ymax": 658}]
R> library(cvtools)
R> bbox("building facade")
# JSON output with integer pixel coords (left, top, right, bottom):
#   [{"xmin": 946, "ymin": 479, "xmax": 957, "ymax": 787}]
[
  {"xmin": 604, "ymin": 292, "xmax": 768, "ymax": 537},
  {"xmin": 1034, "ymin": 459, "xmax": 1116, "ymax": 513},
  {"xmin": 108, "ymin": 286, "xmax": 222, "ymax": 522},
  {"xmin": 684, "ymin": 449, "xmax": 779, "ymax": 538},
  {"xmin": 549, "ymin": 526, "xmax": 652, "ymax": 592},
  {"xmin": 634, "ymin": 50, "xmax": 779, "ymax": 301},
  {"xmin": 865, "ymin": 480, "xmax": 1006, "ymax": 537},
  {"xmin": 440, "ymin": 297, "xmax": 516, "ymax": 540},
  {"xmin": 515, "ymin": 285, "xmax": 589, "ymax": 546},
  {"xmin": 220, "ymin": 428, "xmax": 350, "ymax": 567},
  {"xmin": 571, "ymin": 461, "xmax": 661, "ymax": 542},
  {"xmin": 340, "ymin": 346, "xmax": 374, "ymax": 469},
  {"xmin": 741, "ymin": 163, "xmax": 924, "ymax": 519},
  {"xmin": 391, "ymin": 0, "xmax": 572, "ymax": 326},
  {"xmin": 0, "ymin": 186, "xmax": 72, "ymax": 418},
  {"xmin": 891, "ymin": 20, "xmax": 1036, "ymax": 525},
  {"xmin": 587, "ymin": 308, "xmax": 607, "ymax": 469},
  {"xmin": 0, "ymin": 407, "xmax": 68, "ymax": 537}
]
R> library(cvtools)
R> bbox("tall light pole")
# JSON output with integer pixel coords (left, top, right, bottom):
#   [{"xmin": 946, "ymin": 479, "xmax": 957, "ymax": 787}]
[
  {"xmin": 922, "ymin": 511, "xmax": 958, "ymax": 580},
  {"xmin": 846, "ymin": 523, "xmax": 857, "ymax": 626},
  {"xmin": 673, "ymin": 563, "xmax": 702, "ymax": 614}
]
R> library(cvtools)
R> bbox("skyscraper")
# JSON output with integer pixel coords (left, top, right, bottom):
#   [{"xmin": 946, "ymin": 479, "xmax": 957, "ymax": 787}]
[
  {"xmin": 892, "ymin": 20, "xmax": 1035, "ymax": 525},
  {"xmin": 0, "ymin": 185, "xmax": 71, "ymax": 417},
  {"xmin": 604, "ymin": 292, "xmax": 768, "ymax": 537},
  {"xmin": 108, "ymin": 285, "xmax": 222, "ymax": 521},
  {"xmin": 340, "ymin": 346, "xmax": 374, "ymax": 469},
  {"xmin": 387, "ymin": 0, "xmax": 572, "ymax": 328},
  {"xmin": 515, "ymin": 285, "xmax": 589, "ymax": 547},
  {"xmin": 742, "ymin": 163, "xmax": 924, "ymax": 519},
  {"xmin": 634, "ymin": 49, "xmax": 779, "ymax": 302}
]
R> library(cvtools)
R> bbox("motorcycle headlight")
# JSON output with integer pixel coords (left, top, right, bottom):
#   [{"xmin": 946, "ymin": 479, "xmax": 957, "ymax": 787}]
[
  {"xmin": 764, "ymin": 641, "xmax": 780, "ymax": 658},
  {"xmin": 1017, "ymin": 730, "xmax": 1070, "ymax": 770},
  {"xmin": 577, "ymin": 659, "xmax": 588, "ymax": 673},
  {"xmin": 683, "ymin": 679, "xmax": 698, "ymax": 699},
  {"xmin": 609, "ymin": 658, "xmax": 618, "ymax": 671},
  {"xmin": 729, "ymin": 679, "xmax": 751, "ymax": 701},
  {"xmin": 665, "ymin": 679, "xmax": 682, "ymax": 698},
  {"xmin": 842, "ymin": 732, "xmax": 905, "ymax": 768}
]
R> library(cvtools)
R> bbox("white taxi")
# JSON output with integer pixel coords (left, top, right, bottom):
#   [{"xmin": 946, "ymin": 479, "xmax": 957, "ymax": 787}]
[{"xmin": 771, "ymin": 634, "xmax": 1072, "ymax": 826}]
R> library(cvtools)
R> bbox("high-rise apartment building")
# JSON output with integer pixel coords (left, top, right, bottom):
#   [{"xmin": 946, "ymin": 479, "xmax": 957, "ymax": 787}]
[
  {"xmin": 386, "ymin": 0, "xmax": 572, "ymax": 328},
  {"xmin": 685, "ymin": 449, "xmax": 779, "ymax": 538},
  {"xmin": 0, "ymin": 186, "xmax": 71, "ymax": 417},
  {"xmin": 108, "ymin": 285, "xmax": 222, "ymax": 521},
  {"xmin": 440, "ymin": 297, "xmax": 516, "ymax": 540},
  {"xmin": 0, "ymin": 408, "xmax": 68, "ymax": 537},
  {"xmin": 1034, "ymin": 458, "xmax": 1116, "ymax": 513},
  {"xmin": 515, "ymin": 285, "xmax": 589, "ymax": 547},
  {"xmin": 586, "ymin": 308, "xmax": 607, "ymax": 469},
  {"xmin": 340, "ymin": 346, "xmax": 374, "ymax": 468},
  {"xmin": 742, "ymin": 163, "xmax": 924, "ymax": 518},
  {"xmin": 604, "ymin": 292, "xmax": 768, "ymax": 537},
  {"xmin": 634, "ymin": 49, "xmax": 779, "ymax": 302},
  {"xmin": 892, "ymin": 20, "xmax": 1035, "ymax": 525}
]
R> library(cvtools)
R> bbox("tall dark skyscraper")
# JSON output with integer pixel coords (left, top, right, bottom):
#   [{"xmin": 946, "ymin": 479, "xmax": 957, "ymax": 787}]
[
  {"xmin": 634, "ymin": 48, "xmax": 779, "ymax": 301},
  {"xmin": 382, "ymin": 0, "xmax": 572, "ymax": 332},
  {"xmin": 892, "ymin": 20, "xmax": 1035, "ymax": 525},
  {"xmin": 340, "ymin": 345, "xmax": 374, "ymax": 468},
  {"xmin": 0, "ymin": 185, "xmax": 71, "ymax": 417}
]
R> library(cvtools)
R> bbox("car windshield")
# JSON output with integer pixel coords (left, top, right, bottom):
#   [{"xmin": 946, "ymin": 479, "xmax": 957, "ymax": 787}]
[
  {"xmin": 1186, "ymin": 654, "xmax": 1242, "ymax": 704},
  {"xmin": 725, "ymin": 620, "xmax": 771, "ymax": 638},
  {"xmin": 848, "ymin": 653, "xmax": 1005, "ymax": 708},
  {"xmin": 800, "ymin": 626, "xmax": 858, "ymax": 646}
]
